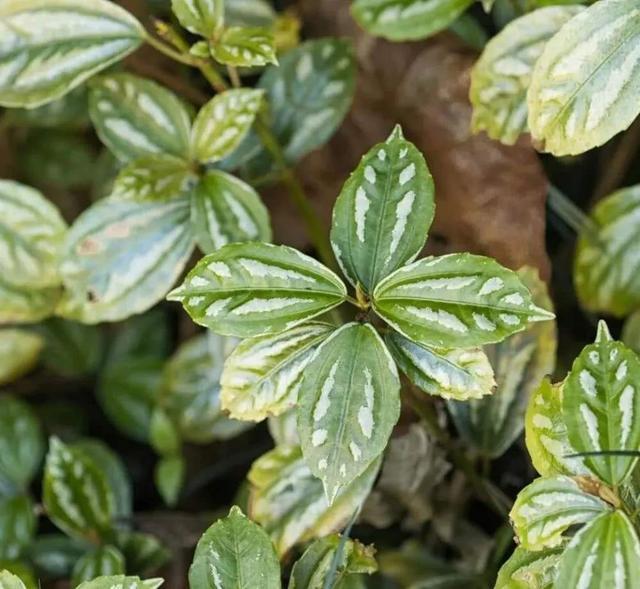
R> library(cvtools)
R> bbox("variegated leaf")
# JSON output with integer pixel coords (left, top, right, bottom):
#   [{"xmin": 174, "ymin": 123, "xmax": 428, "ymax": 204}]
[
  {"xmin": 0, "ymin": 571, "xmax": 27, "ymax": 589},
  {"xmin": 494, "ymin": 546, "xmax": 561, "ymax": 589},
  {"xmin": 221, "ymin": 322, "xmax": 334, "ymax": 421},
  {"xmin": 113, "ymin": 530, "xmax": 170, "ymax": 577},
  {"xmin": 211, "ymin": 26, "xmax": 277, "ymax": 67},
  {"xmin": 298, "ymin": 322, "xmax": 400, "ymax": 502},
  {"xmin": 0, "ymin": 495, "xmax": 36, "ymax": 560},
  {"xmin": 0, "ymin": 0, "xmax": 145, "ymax": 108},
  {"xmin": 71, "ymin": 545, "xmax": 125, "ymax": 587},
  {"xmin": 562, "ymin": 321, "xmax": 640, "ymax": 486},
  {"xmin": 268, "ymin": 410, "xmax": 299, "ymax": 446},
  {"xmin": 77, "ymin": 576, "xmax": 163, "ymax": 589},
  {"xmin": 330, "ymin": 125, "xmax": 435, "ymax": 293},
  {"xmin": 554, "ymin": 511, "xmax": 640, "ymax": 589},
  {"xmin": 171, "ymin": 0, "xmax": 223, "ymax": 37},
  {"xmin": 510, "ymin": 475, "xmax": 610, "ymax": 551},
  {"xmin": 0, "ymin": 279, "xmax": 60, "ymax": 324},
  {"xmin": 59, "ymin": 196, "xmax": 193, "ymax": 324},
  {"xmin": 168, "ymin": 242, "xmax": 346, "ymax": 337},
  {"xmin": 528, "ymin": 0, "xmax": 640, "ymax": 156},
  {"xmin": 188, "ymin": 506, "xmax": 280, "ymax": 589},
  {"xmin": 351, "ymin": 0, "xmax": 474, "ymax": 42},
  {"xmin": 470, "ymin": 6, "xmax": 583, "ymax": 145},
  {"xmin": 386, "ymin": 332, "xmax": 494, "ymax": 401},
  {"xmin": 0, "ymin": 329, "xmax": 43, "ymax": 386},
  {"xmin": 190, "ymin": 170, "xmax": 271, "ymax": 254},
  {"xmin": 248, "ymin": 445, "xmax": 380, "ymax": 555},
  {"xmin": 0, "ymin": 180, "xmax": 67, "ymax": 289},
  {"xmin": 372, "ymin": 253, "xmax": 554, "ymax": 348}
]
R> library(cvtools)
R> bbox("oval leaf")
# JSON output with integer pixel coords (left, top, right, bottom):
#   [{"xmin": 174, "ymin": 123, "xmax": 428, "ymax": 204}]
[
  {"xmin": 0, "ymin": 279, "xmax": 60, "ymax": 324},
  {"xmin": 171, "ymin": 0, "xmax": 223, "ymax": 37},
  {"xmin": 71, "ymin": 545, "xmax": 126, "ymax": 587},
  {"xmin": 211, "ymin": 26, "xmax": 277, "ymax": 68},
  {"xmin": 0, "ymin": 495, "xmax": 36, "ymax": 560},
  {"xmin": 0, "ymin": 571, "xmax": 27, "ymax": 589},
  {"xmin": 0, "ymin": 329, "xmax": 43, "ymax": 386},
  {"xmin": 494, "ymin": 546, "xmax": 561, "ymax": 589}
]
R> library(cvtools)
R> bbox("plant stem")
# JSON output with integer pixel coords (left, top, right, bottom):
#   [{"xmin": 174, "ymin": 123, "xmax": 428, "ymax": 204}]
[
  {"xmin": 144, "ymin": 33, "xmax": 199, "ymax": 67},
  {"xmin": 547, "ymin": 184, "xmax": 600, "ymax": 242},
  {"xmin": 227, "ymin": 65, "xmax": 241, "ymax": 88}
]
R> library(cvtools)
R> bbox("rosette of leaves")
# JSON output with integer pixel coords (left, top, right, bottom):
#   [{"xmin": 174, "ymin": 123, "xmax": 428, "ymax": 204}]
[
  {"xmin": 498, "ymin": 321, "xmax": 640, "ymax": 587},
  {"xmin": 169, "ymin": 125, "xmax": 554, "ymax": 502}
]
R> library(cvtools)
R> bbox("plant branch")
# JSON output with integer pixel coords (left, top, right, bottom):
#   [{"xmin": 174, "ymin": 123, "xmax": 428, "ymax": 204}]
[{"xmin": 144, "ymin": 33, "xmax": 199, "ymax": 67}]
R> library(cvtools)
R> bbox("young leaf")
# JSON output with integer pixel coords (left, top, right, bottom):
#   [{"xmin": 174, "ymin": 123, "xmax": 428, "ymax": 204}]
[
  {"xmin": 0, "ymin": 329, "xmax": 43, "ymax": 386},
  {"xmin": 528, "ymin": 0, "xmax": 640, "ymax": 155},
  {"xmin": 470, "ymin": 6, "xmax": 583, "ymax": 145},
  {"xmin": 221, "ymin": 323, "xmax": 334, "ymax": 421},
  {"xmin": 71, "ymin": 545, "xmax": 126, "ymax": 587},
  {"xmin": 76, "ymin": 576, "xmax": 163, "ymax": 589},
  {"xmin": 330, "ymin": 125, "xmax": 435, "ymax": 293},
  {"xmin": 171, "ymin": 0, "xmax": 224, "ymax": 37},
  {"xmin": 298, "ymin": 322, "xmax": 401, "ymax": 502},
  {"xmin": 150, "ymin": 408, "xmax": 181, "ymax": 457},
  {"xmin": 168, "ymin": 242, "xmax": 347, "ymax": 337},
  {"xmin": 510, "ymin": 475, "xmax": 610, "ymax": 551},
  {"xmin": 190, "ymin": 170, "xmax": 271, "ymax": 254},
  {"xmin": 89, "ymin": 74, "xmax": 193, "ymax": 163},
  {"xmin": 0, "ymin": 571, "xmax": 27, "ymax": 589},
  {"xmin": 188, "ymin": 506, "xmax": 281, "ymax": 589},
  {"xmin": 0, "ymin": 495, "xmax": 36, "ymax": 560},
  {"xmin": 154, "ymin": 455, "xmax": 184, "ymax": 507},
  {"xmin": 372, "ymin": 253, "xmax": 553, "ymax": 348},
  {"xmin": 494, "ymin": 546, "xmax": 561, "ymax": 589},
  {"xmin": 562, "ymin": 322, "xmax": 640, "ymax": 485},
  {"xmin": 0, "ymin": 0, "xmax": 145, "ymax": 108},
  {"xmin": 211, "ymin": 27, "xmax": 278, "ymax": 67}
]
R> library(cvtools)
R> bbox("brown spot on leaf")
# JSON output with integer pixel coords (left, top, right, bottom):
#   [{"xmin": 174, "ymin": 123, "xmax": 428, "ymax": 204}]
[
  {"xmin": 105, "ymin": 221, "xmax": 131, "ymax": 239},
  {"xmin": 77, "ymin": 237, "xmax": 102, "ymax": 256}
]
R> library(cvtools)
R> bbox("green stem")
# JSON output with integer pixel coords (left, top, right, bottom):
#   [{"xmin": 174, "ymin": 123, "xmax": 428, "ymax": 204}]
[
  {"xmin": 547, "ymin": 184, "xmax": 600, "ymax": 242},
  {"xmin": 145, "ymin": 33, "xmax": 199, "ymax": 66}
]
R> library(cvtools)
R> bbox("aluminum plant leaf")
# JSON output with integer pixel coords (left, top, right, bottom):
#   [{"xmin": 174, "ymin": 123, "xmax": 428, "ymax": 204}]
[
  {"xmin": 188, "ymin": 506, "xmax": 281, "ymax": 589},
  {"xmin": 0, "ymin": 0, "xmax": 145, "ymax": 108},
  {"xmin": 226, "ymin": 0, "xmax": 276, "ymax": 26},
  {"xmin": 562, "ymin": 321, "xmax": 640, "ymax": 486},
  {"xmin": 190, "ymin": 170, "xmax": 271, "ymax": 254},
  {"xmin": 71, "ymin": 545, "xmax": 125, "ymax": 587},
  {"xmin": 77, "ymin": 576, "xmax": 163, "ymax": 589},
  {"xmin": 494, "ymin": 546, "xmax": 562, "ymax": 589},
  {"xmin": 351, "ymin": 0, "xmax": 474, "ymax": 42},
  {"xmin": 171, "ymin": 0, "xmax": 223, "ymax": 37},
  {"xmin": 298, "ymin": 322, "xmax": 400, "ymax": 503},
  {"xmin": 113, "ymin": 530, "xmax": 170, "ymax": 578},
  {"xmin": 89, "ymin": 74, "xmax": 193, "ymax": 163},
  {"xmin": 0, "ymin": 495, "xmax": 36, "ymax": 560},
  {"xmin": 0, "ymin": 329, "xmax": 43, "ymax": 386},
  {"xmin": 248, "ymin": 445, "xmax": 381, "ymax": 556},
  {"xmin": 510, "ymin": 475, "xmax": 610, "ymax": 551},
  {"xmin": 59, "ymin": 196, "xmax": 194, "ymax": 324},
  {"xmin": 574, "ymin": 185, "xmax": 640, "ymax": 317},
  {"xmin": 372, "ymin": 253, "xmax": 553, "ymax": 349},
  {"xmin": 221, "ymin": 322, "xmax": 334, "ymax": 421},
  {"xmin": 0, "ymin": 180, "xmax": 67, "ymax": 289},
  {"xmin": 0, "ymin": 279, "xmax": 60, "ymax": 324},
  {"xmin": 211, "ymin": 27, "xmax": 277, "ymax": 67},
  {"xmin": 330, "ymin": 125, "xmax": 435, "ymax": 293},
  {"xmin": 470, "ymin": 6, "xmax": 583, "ymax": 145},
  {"xmin": 0, "ymin": 571, "xmax": 27, "ymax": 589},
  {"xmin": 527, "ymin": 0, "xmax": 640, "ymax": 156},
  {"xmin": 168, "ymin": 242, "xmax": 346, "ymax": 337}
]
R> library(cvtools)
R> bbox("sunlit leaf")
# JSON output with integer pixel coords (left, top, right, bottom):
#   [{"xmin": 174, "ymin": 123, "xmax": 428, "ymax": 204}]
[
  {"xmin": 0, "ymin": 571, "xmax": 27, "ymax": 589},
  {"xmin": 71, "ymin": 545, "xmax": 125, "ymax": 587},
  {"xmin": 0, "ymin": 329, "xmax": 43, "ymax": 386},
  {"xmin": 76, "ymin": 576, "xmax": 163, "ymax": 589},
  {"xmin": 0, "ymin": 496, "xmax": 36, "ymax": 560},
  {"xmin": 211, "ymin": 26, "xmax": 277, "ymax": 67},
  {"xmin": 171, "ymin": 0, "xmax": 223, "ymax": 37},
  {"xmin": 494, "ymin": 546, "xmax": 561, "ymax": 589},
  {"xmin": 0, "ymin": 280, "xmax": 60, "ymax": 324}
]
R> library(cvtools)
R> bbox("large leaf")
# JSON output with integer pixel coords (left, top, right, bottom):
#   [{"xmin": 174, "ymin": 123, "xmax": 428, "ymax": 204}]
[
  {"xmin": 330, "ymin": 125, "xmax": 435, "ymax": 293},
  {"xmin": 188, "ymin": 506, "xmax": 281, "ymax": 589},
  {"xmin": 221, "ymin": 322, "xmax": 334, "ymax": 421},
  {"xmin": 168, "ymin": 242, "xmax": 346, "ymax": 337},
  {"xmin": 211, "ymin": 26, "xmax": 277, "ymax": 68},
  {"xmin": 59, "ymin": 196, "xmax": 193, "ymax": 323},
  {"xmin": 494, "ymin": 547, "xmax": 561, "ymax": 589},
  {"xmin": 372, "ymin": 253, "xmax": 553, "ymax": 348},
  {"xmin": 527, "ymin": 0, "xmax": 640, "ymax": 156},
  {"xmin": 298, "ymin": 322, "xmax": 400, "ymax": 502},
  {"xmin": 470, "ymin": 6, "xmax": 583, "ymax": 145},
  {"xmin": 71, "ymin": 545, "xmax": 126, "ymax": 587},
  {"xmin": 0, "ymin": 0, "xmax": 144, "ymax": 108},
  {"xmin": 0, "ymin": 329, "xmax": 43, "ymax": 386},
  {"xmin": 0, "ymin": 495, "xmax": 36, "ymax": 560},
  {"xmin": 171, "ymin": 0, "xmax": 223, "ymax": 37},
  {"xmin": 76, "ymin": 576, "xmax": 163, "ymax": 589}
]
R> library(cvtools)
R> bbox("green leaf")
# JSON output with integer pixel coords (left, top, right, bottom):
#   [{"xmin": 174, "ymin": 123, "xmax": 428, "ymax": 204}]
[
  {"xmin": 554, "ymin": 511, "xmax": 640, "ymax": 589},
  {"xmin": 527, "ymin": 0, "xmax": 640, "ymax": 156},
  {"xmin": 330, "ymin": 125, "xmax": 435, "ymax": 293},
  {"xmin": 89, "ymin": 73, "xmax": 193, "ymax": 163},
  {"xmin": 59, "ymin": 196, "xmax": 193, "ymax": 323},
  {"xmin": 76, "ymin": 576, "xmax": 163, "ymax": 589},
  {"xmin": 298, "ymin": 322, "xmax": 400, "ymax": 502},
  {"xmin": 188, "ymin": 506, "xmax": 281, "ymax": 589},
  {"xmin": 28, "ymin": 534, "xmax": 86, "ymax": 578},
  {"xmin": 5, "ymin": 87, "xmax": 88, "ymax": 129},
  {"xmin": 43, "ymin": 437, "xmax": 115, "ymax": 541},
  {"xmin": 0, "ymin": 496, "xmax": 36, "ymax": 560},
  {"xmin": 106, "ymin": 309, "xmax": 171, "ymax": 364},
  {"xmin": 562, "ymin": 322, "xmax": 640, "ymax": 485},
  {"xmin": 211, "ymin": 26, "xmax": 277, "ymax": 67},
  {"xmin": 0, "ymin": 329, "xmax": 43, "ymax": 386},
  {"xmin": 221, "ymin": 322, "xmax": 334, "ymax": 421},
  {"xmin": 190, "ymin": 171, "xmax": 271, "ymax": 254},
  {"xmin": 372, "ymin": 253, "xmax": 553, "ymax": 348},
  {"xmin": 0, "ymin": 571, "xmax": 27, "ymax": 589},
  {"xmin": 0, "ymin": 280, "xmax": 60, "ymax": 324},
  {"xmin": 0, "ymin": 0, "xmax": 145, "ymax": 108},
  {"xmin": 351, "ymin": 0, "xmax": 474, "ymax": 42},
  {"xmin": 150, "ymin": 408, "xmax": 181, "ymax": 456},
  {"xmin": 154, "ymin": 455, "xmax": 184, "ymax": 507},
  {"xmin": 623, "ymin": 310, "xmax": 640, "ymax": 354},
  {"xmin": 470, "ymin": 6, "xmax": 583, "ymax": 145},
  {"xmin": 191, "ymin": 89, "xmax": 264, "ymax": 164},
  {"xmin": 171, "ymin": 0, "xmax": 223, "ymax": 37},
  {"xmin": 71, "ymin": 545, "xmax": 126, "ymax": 587},
  {"xmin": 168, "ymin": 242, "xmax": 346, "ymax": 337},
  {"xmin": 114, "ymin": 531, "xmax": 170, "ymax": 577},
  {"xmin": 494, "ymin": 546, "xmax": 561, "ymax": 589},
  {"xmin": 226, "ymin": 0, "xmax": 276, "ymax": 27},
  {"xmin": 510, "ymin": 475, "xmax": 610, "ymax": 551},
  {"xmin": 248, "ymin": 446, "xmax": 380, "ymax": 555}
]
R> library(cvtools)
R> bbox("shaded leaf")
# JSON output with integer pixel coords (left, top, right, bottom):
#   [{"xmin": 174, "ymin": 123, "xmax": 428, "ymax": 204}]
[
  {"xmin": 71, "ymin": 545, "xmax": 125, "ymax": 587},
  {"xmin": 622, "ymin": 309, "xmax": 640, "ymax": 354},
  {"xmin": 172, "ymin": 0, "xmax": 223, "ymax": 37},
  {"xmin": 211, "ymin": 27, "xmax": 277, "ymax": 67},
  {"xmin": 0, "ymin": 329, "xmax": 43, "ymax": 386},
  {"xmin": 494, "ymin": 546, "xmax": 561, "ymax": 589},
  {"xmin": 226, "ymin": 0, "xmax": 276, "ymax": 27},
  {"xmin": 150, "ymin": 408, "xmax": 181, "ymax": 457},
  {"xmin": 114, "ymin": 531, "xmax": 170, "ymax": 577},
  {"xmin": 28, "ymin": 534, "xmax": 86, "ymax": 578},
  {"xmin": 0, "ymin": 496, "xmax": 36, "ymax": 560},
  {"xmin": 4, "ymin": 87, "xmax": 88, "ymax": 129}
]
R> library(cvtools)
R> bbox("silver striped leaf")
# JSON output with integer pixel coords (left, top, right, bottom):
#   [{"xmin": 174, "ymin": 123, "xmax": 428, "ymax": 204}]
[
  {"xmin": 0, "ymin": 279, "xmax": 60, "ymax": 324},
  {"xmin": 167, "ymin": 242, "xmax": 347, "ymax": 337},
  {"xmin": 0, "ymin": 180, "xmax": 67, "ymax": 289},
  {"xmin": 297, "ymin": 322, "xmax": 401, "ymax": 503},
  {"xmin": 58, "ymin": 196, "xmax": 194, "ymax": 324},
  {"xmin": 554, "ymin": 511, "xmax": 640, "ymax": 589},
  {"xmin": 77, "ymin": 577, "xmax": 163, "ymax": 589},
  {"xmin": 510, "ymin": 475, "xmax": 610, "ymax": 551},
  {"xmin": 0, "ymin": 495, "xmax": 36, "ymax": 561},
  {"xmin": 211, "ymin": 26, "xmax": 277, "ymax": 68},
  {"xmin": 0, "ymin": 0, "xmax": 145, "ymax": 108},
  {"xmin": 71, "ymin": 545, "xmax": 125, "ymax": 587},
  {"xmin": 495, "ymin": 547, "xmax": 562, "ymax": 589},
  {"xmin": 470, "ymin": 6, "xmax": 583, "ymax": 145},
  {"xmin": 0, "ymin": 329, "xmax": 43, "ymax": 386},
  {"xmin": 248, "ymin": 445, "xmax": 381, "ymax": 555},
  {"xmin": 562, "ymin": 321, "xmax": 640, "ymax": 486},
  {"xmin": 190, "ymin": 170, "xmax": 271, "ymax": 254},
  {"xmin": 528, "ymin": 0, "xmax": 640, "ymax": 156},
  {"xmin": 221, "ymin": 322, "xmax": 334, "ymax": 422},
  {"xmin": 171, "ymin": 0, "xmax": 223, "ymax": 37},
  {"xmin": 372, "ymin": 253, "xmax": 554, "ymax": 349},
  {"xmin": 330, "ymin": 125, "xmax": 435, "ymax": 294}
]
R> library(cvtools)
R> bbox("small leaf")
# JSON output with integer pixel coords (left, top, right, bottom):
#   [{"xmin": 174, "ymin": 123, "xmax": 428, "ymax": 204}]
[
  {"xmin": 0, "ymin": 571, "xmax": 27, "ymax": 589},
  {"xmin": 150, "ymin": 408, "xmax": 181, "ymax": 456},
  {"xmin": 154, "ymin": 455, "xmax": 184, "ymax": 507},
  {"xmin": 494, "ymin": 546, "xmax": 561, "ymax": 589},
  {"xmin": 330, "ymin": 125, "xmax": 435, "ymax": 293},
  {"xmin": 188, "ymin": 506, "xmax": 281, "ymax": 589},
  {"xmin": 0, "ymin": 0, "xmax": 145, "ymax": 108},
  {"xmin": 168, "ymin": 242, "xmax": 346, "ymax": 337},
  {"xmin": 0, "ymin": 496, "xmax": 36, "ymax": 560},
  {"xmin": 28, "ymin": 534, "xmax": 86, "ymax": 578},
  {"xmin": 114, "ymin": 530, "xmax": 170, "ymax": 577},
  {"xmin": 298, "ymin": 322, "xmax": 400, "ymax": 502},
  {"xmin": 211, "ymin": 26, "xmax": 278, "ymax": 67},
  {"xmin": 76, "ymin": 576, "xmax": 163, "ymax": 589},
  {"xmin": 0, "ymin": 329, "xmax": 43, "ymax": 386},
  {"xmin": 171, "ymin": 0, "xmax": 223, "ymax": 37},
  {"xmin": 71, "ymin": 545, "xmax": 125, "ymax": 587},
  {"xmin": 0, "ymin": 280, "xmax": 60, "ymax": 324}
]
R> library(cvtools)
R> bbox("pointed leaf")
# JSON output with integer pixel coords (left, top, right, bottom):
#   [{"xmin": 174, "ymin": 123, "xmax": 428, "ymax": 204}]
[
  {"xmin": 71, "ymin": 545, "xmax": 125, "ymax": 587},
  {"xmin": 154, "ymin": 455, "xmax": 184, "ymax": 507},
  {"xmin": 495, "ymin": 546, "xmax": 561, "ymax": 589},
  {"xmin": 171, "ymin": 0, "xmax": 223, "ymax": 37},
  {"xmin": 76, "ymin": 576, "xmax": 163, "ymax": 589},
  {"xmin": 0, "ymin": 329, "xmax": 43, "ymax": 386},
  {"xmin": 211, "ymin": 26, "xmax": 277, "ymax": 67},
  {"xmin": 0, "ymin": 495, "xmax": 36, "ymax": 560}
]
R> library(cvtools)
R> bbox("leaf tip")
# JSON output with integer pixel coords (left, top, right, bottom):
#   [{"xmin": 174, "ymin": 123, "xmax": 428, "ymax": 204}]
[
  {"xmin": 387, "ymin": 124, "xmax": 404, "ymax": 142},
  {"xmin": 595, "ymin": 320, "xmax": 613, "ymax": 343}
]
